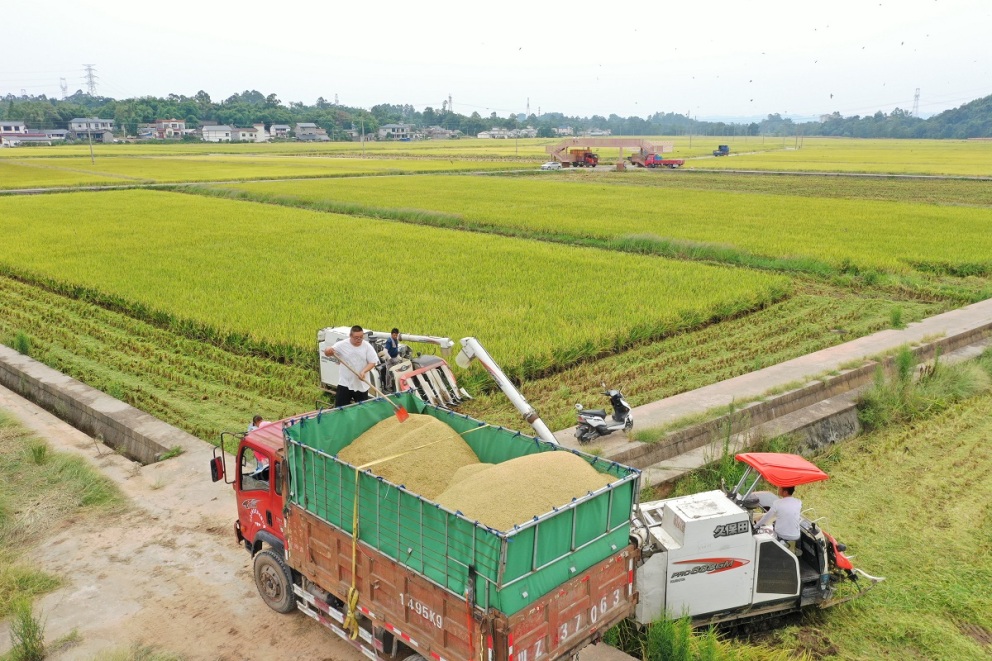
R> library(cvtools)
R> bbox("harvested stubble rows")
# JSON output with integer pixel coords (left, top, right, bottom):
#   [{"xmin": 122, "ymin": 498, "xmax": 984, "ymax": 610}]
[
  {"xmin": 222, "ymin": 175, "xmax": 992, "ymax": 275},
  {"xmin": 0, "ymin": 189, "xmax": 787, "ymax": 379},
  {"xmin": 341, "ymin": 415, "xmax": 613, "ymax": 531}
]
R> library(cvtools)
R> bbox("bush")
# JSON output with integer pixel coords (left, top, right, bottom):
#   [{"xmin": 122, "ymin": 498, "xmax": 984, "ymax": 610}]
[
  {"xmin": 858, "ymin": 347, "xmax": 991, "ymax": 430},
  {"xmin": 7, "ymin": 598, "xmax": 45, "ymax": 661},
  {"xmin": 11, "ymin": 331, "xmax": 31, "ymax": 356}
]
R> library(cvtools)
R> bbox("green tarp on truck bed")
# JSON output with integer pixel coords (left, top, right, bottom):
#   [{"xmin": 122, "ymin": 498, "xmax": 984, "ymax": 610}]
[{"xmin": 284, "ymin": 393, "xmax": 639, "ymax": 615}]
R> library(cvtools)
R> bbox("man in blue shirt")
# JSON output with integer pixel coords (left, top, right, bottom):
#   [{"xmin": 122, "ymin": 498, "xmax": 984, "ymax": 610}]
[{"xmin": 385, "ymin": 328, "xmax": 401, "ymax": 360}]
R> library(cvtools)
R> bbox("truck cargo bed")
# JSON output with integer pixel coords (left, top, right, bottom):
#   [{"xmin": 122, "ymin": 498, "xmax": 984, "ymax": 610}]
[
  {"xmin": 287, "ymin": 504, "xmax": 638, "ymax": 661},
  {"xmin": 283, "ymin": 394, "xmax": 639, "ymax": 616}
]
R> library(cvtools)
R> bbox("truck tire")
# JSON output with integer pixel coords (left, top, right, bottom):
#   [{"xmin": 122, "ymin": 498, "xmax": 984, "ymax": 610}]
[
  {"xmin": 254, "ymin": 549, "xmax": 296, "ymax": 614},
  {"xmin": 401, "ymin": 655, "xmax": 427, "ymax": 661}
]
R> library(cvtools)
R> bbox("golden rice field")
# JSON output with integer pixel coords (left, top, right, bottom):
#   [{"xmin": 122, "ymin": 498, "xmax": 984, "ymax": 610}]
[
  {"xmin": 699, "ymin": 137, "xmax": 992, "ymax": 176},
  {"xmin": 0, "ymin": 189, "xmax": 788, "ymax": 378},
  {"xmin": 3, "ymin": 136, "xmax": 989, "ymax": 176},
  {"xmin": 0, "ymin": 160, "xmax": 126, "ymax": 188},
  {"xmin": 221, "ymin": 174, "xmax": 992, "ymax": 275},
  {"xmin": 0, "ymin": 138, "xmax": 560, "ymax": 160},
  {"xmin": 0, "ymin": 155, "xmax": 520, "ymax": 189}
]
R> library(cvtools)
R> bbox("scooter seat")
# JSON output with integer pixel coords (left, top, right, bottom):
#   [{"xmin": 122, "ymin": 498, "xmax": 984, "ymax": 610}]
[{"xmin": 580, "ymin": 409, "xmax": 607, "ymax": 418}]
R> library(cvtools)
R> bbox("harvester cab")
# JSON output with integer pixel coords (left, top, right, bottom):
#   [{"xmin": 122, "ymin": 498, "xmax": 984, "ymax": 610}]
[{"xmin": 317, "ymin": 326, "xmax": 470, "ymax": 408}]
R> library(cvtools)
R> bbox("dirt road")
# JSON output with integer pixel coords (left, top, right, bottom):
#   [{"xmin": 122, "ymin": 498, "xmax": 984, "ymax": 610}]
[{"xmin": 0, "ymin": 383, "xmax": 364, "ymax": 661}]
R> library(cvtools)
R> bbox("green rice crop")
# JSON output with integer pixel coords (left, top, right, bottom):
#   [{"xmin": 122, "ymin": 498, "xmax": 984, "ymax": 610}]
[
  {"xmin": 221, "ymin": 175, "xmax": 992, "ymax": 276},
  {"xmin": 0, "ymin": 189, "xmax": 788, "ymax": 379}
]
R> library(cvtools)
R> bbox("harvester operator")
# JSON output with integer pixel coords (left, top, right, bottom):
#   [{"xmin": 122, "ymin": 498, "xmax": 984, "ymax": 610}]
[
  {"xmin": 756, "ymin": 485, "xmax": 802, "ymax": 547},
  {"xmin": 385, "ymin": 328, "xmax": 401, "ymax": 359},
  {"xmin": 323, "ymin": 325, "xmax": 380, "ymax": 408}
]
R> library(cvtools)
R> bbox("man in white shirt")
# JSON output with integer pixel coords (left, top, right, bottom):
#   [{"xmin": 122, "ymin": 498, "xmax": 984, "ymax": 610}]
[
  {"xmin": 757, "ymin": 485, "xmax": 802, "ymax": 544},
  {"xmin": 323, "ymin": 325, "xmax": 380, "ymax": 408}
]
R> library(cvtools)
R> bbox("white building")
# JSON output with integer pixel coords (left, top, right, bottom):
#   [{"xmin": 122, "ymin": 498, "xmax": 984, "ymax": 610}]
[
  {"xmin": 201, "ymin": 125, "xmax": 232, "ymax": 142},
  {"xmin": 378, "ymin": 123, "xmax": 414, "ymax": 140},
  {"xmin": 0, "ymin": 121, "xmax": 27, "ymax": 134},
  {"xmin": 69, "ymin": 117, "xmax": 115, "ymax": 142}
]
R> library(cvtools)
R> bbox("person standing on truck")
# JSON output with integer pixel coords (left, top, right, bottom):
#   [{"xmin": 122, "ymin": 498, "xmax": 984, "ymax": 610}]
[
  {"xmin": 385, "ymin": 328, "xmax": 401, "ymax": 360},
  {"xmin": 757, "ymin": 485, "xmax": 802, "ymax": 549},
  {"xmin": 247, "ymin": 414, "xmax": 266, "ymax": 432},
  {"xmin": 323, "ymin": 325, "xmax": 380, "ymax": 408}
]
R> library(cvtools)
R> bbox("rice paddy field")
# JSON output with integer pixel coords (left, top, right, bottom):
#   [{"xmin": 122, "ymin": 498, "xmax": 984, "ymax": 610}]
[
  {"xmin": 219, "ymin": 174, "xmax": 992, "ymax": 276},
  {"xmin": 699, "ymin": 137, "xmax": 992, "ymax": 176},
  {"xmin": 2, "ymin": 136, "xmax": 992, "ymax": 660},
  {"xmin": 0, "ymin": 189, "xmax": 788, "ymax": 380},
  {"xmin": 1, "ymin": 137, "xmax": 990, "ymax": 435},
  {"xmin": 0, "ymin": 154, "xmax": 520, "ymax": 189}
]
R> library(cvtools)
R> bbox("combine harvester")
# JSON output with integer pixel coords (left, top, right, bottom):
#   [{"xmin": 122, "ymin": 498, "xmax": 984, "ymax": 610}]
[{"xmin": 212, "ymin": 338, "xmax": 881, "ymax": 660}]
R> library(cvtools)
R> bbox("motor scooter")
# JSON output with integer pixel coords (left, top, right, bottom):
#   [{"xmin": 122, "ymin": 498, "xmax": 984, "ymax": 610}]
[{"xmin": 574, "ymin": 385, "xmax": 633, "ymax": 443}]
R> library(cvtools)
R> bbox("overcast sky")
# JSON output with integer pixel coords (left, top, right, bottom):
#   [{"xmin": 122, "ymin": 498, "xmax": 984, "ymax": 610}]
[{"xmin": 3, "ymin": 0, "xmax": 989, "ymax": 120}]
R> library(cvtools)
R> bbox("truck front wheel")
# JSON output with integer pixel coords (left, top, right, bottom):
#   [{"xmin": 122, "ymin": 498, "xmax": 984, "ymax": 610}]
[{"xmin": 254, "ymin": 549, "xmax": 296, "ymax": 614}]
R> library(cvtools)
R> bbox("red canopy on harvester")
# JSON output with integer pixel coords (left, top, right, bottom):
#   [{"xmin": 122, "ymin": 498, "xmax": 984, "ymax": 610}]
[{"xmin": 735, "ymin": 452, "xmax": 829, "ymax": 487}]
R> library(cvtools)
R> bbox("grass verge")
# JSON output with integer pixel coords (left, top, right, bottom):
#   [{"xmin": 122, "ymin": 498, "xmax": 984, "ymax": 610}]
[{"xmin": 0, "ymin": 411, "xmax": 126, "ymax": 618}]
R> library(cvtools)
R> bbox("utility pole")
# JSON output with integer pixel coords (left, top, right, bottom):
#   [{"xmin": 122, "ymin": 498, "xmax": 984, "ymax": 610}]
[
  {"xmin": 361, "ymin": 118, "xmax": 365, "ymax": 158},
  {"xmin": 59, "ymin": 78, "xmax": 68, "ymax": 100},
  {"xmin": 912, "ymin": 88, "xmax": 920, "ymax": 117},
  {"xmin": 87, "ymin": 122, "xmax": 95, "ymax": 165},
  {"xmin": 83, "ymin": 64, "xmax": 98, "ymax": 96}
]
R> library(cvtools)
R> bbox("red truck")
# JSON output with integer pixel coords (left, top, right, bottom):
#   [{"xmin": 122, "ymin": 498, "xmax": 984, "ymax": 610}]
[
  {"xmin": 563, "ymin": 148, "xmax": 599, "ymax": 167},
  {"xmin": 627, "ymin": 153, "xmax": 685, "ymax": 169},
  {"xmin": 210, "ymin": 393, "xmax": 640, "ymax": 661}
]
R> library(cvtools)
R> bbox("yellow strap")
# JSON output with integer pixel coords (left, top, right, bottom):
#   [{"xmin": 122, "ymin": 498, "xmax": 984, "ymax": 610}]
[
  {"xmin": 460, "ymin": 424, "xmax": 492, "ymax": 436},
  {"xmin": 343, "ymin": 467, "xmax": 362, "ymax": 639},
  {"xmin": 342, "ymin": 437, "xmax": 449, "ymax": 639}
]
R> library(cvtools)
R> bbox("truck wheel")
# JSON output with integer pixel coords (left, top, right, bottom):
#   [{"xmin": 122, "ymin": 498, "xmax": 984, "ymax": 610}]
[
  {"xmin": 401, "ymin": 655, "xmax": 427, "ymax": 661},
  {"xmin": 254, "ymin": 549, "xmax": 296, "ymax": 614}
]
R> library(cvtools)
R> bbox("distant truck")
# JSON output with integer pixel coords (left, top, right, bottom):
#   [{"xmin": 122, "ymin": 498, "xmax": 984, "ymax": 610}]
[
  {"xmin": 562, "ymin": 148, "xmax": 599, "ymax": 167},
  {"xmin": 628, "ymin": 152, "xmax": 685, "ymax": 169},
  {"xmin": 713, "ymin": 144, "xmax": 731, "ymax": 156}
]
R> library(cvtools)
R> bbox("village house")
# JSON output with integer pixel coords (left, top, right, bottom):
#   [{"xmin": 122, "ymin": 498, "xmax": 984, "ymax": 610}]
[
  {"xmin": 201, "ymin": 125, "xmax": 232, "ymax": 142},
  {"xmin": 1, "ymin": 121, "xmax": 27, "ymax": 134},
  {"xmin": 154, "ymin": 118, "xmax": 186, "ymax": 139},
  {"xmin": 424, "ymin": 126, "xmax": 460, "ymax": 140},
  {"xmin": 0, "ymin": 121, "xmax": 66, "ymax": 147},
  {"xmin": 69, "ymin": 117, "xmax": 115, "ymax": 142},
  {"xmin": 377, "ymin": 123, "xmax": 414, "ymax": 140},
  {"xmin": 270, "ymin": 124, "xmax": 291, "ymax": 139},
  {"xmin": 295, "ymin": 122, "xmax": 330, "ymax": 141}
]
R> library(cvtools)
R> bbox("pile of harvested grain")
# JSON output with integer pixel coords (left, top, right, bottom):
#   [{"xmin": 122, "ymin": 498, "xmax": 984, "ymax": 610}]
[
  {"xmin": 338, "ymin": 414, "xmax": 479, "ymax": 499},
  {"xmin": 435, "ymin": 452, "xmax": 614, "ymax": 531},
  {"xmin": 447, "ymin": 463, "xmax": 494, "ymax": 487}
]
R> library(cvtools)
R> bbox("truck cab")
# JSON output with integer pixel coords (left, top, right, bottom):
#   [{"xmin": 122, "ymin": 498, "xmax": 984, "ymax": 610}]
[{"xmin": 219, "ymin": 423, "xmax": 287, "ymax": 555}]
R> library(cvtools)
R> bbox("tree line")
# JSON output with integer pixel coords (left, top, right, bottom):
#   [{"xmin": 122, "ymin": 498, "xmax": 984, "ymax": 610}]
[{"xmin": 2, "ymin": 89, "xmax": 989, "ymax": 140}]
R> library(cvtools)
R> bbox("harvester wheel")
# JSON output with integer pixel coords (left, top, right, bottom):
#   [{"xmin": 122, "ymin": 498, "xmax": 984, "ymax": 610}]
[{"xmin": 254, "ymin": 549, "xmax": 296, "ymax": 614}]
